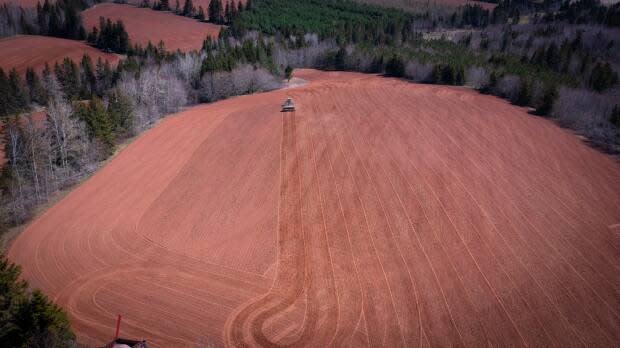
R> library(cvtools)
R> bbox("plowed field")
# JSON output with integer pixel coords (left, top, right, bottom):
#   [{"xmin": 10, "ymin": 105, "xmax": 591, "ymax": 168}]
[
  {"xmin": 82, "ymin": 3, "xmax": 221, "ymax": 52},
  {"xmin": 0, "ymin": 35, "xmax": 120, "ymax": 74},
  {"xmin": 9, "ymin": 70, "xmax": 620, "ymax": 347}
]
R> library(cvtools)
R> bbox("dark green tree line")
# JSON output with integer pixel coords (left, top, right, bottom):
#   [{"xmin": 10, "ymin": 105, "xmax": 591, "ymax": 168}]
[
  {"xmin": 87, "ymin": 17, "xmax": 130, "ymax": 54},
  {"xmin": 0, "ymin": 254, "xmax": 75, "ymax": 347},
  {"xmin": 35, "ymin": 0, "xmax": 87, "ymax": 39}
]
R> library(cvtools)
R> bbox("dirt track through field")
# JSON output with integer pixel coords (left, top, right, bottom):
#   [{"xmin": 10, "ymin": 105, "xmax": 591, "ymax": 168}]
[{"xmin": 8, "ymin": 70, "xmax": 620, "ymax": 347}]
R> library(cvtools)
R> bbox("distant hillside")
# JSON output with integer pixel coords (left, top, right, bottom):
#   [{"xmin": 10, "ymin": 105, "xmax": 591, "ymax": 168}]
[
  {"xmin": 82, "ymin": 3, "xmax": 221, "ymax": 51},
  {"xmin": 0, "ymin": 0, "xmax": 46, "ymax": 8},
  {"xmin": 353, "ymin": 0, "xmax": 496, "ymax": 11},
  {"xmin": 0, "ymin": 35, "xmax": 120, "ymax": 74}
]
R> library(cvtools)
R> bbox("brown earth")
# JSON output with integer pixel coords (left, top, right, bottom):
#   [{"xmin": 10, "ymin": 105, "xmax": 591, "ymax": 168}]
[
  {"xmin": 0, "ymin": 0, "xmax": 46, "ymax": 8},
  {"xmin": 82, "ymin": 3, "xmax": 221, "ymax": 52},
  {"xmin": 190, "ymin": 0, "xmax": 243, "ymax": 12},
  {"xmin": 0, "ymin": 35, "xmax": 120, "ymax": 74},
  {"xmin": 8, "ymin": 70, "xmax": 620, "ymax": 347},
  {"xmin": 124, "ymin": 0, "xmax": 244, "ymax": 13}
]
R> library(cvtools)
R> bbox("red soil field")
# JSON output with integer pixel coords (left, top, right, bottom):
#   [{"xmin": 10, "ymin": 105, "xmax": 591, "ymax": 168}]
[
  {"xmin": 190, "ymin": 0, "xmax": 243, "ymax": 11},
  {"xmin": 125, "ymin": 0, "xmax": 244, "ymax": 13},
  {"xmin": 0, "ymin": 35, "xmax": 120, "ymax": 74},
  {"xmin": 8, "ymin": 70, "xmax": 620, "ymax": 347},
  {"xmin": 0, "ymin": 0, "xmax": 46, "ymax": 8},
  {"xmin": 82, "ymin": 3, "xmax": 222, "ymax": 52}
]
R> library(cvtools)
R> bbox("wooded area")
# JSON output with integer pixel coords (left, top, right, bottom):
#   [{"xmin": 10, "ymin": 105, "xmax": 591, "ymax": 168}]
[{"xmin": 0, "ymin": 254, "xmax": 75, "ymax": 347}]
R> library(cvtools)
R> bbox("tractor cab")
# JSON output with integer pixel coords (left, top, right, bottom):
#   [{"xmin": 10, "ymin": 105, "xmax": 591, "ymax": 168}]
[{"xmin": 282, "ymin": 97, "xmax": 296, "ymax": 112}]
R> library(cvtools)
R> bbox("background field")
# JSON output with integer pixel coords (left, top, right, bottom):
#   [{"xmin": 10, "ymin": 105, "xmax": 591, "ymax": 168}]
[
  {"xmin": 82, "ymin": 3, "xmax": 222, "ymax": 51},
  {"xmin": 124, "ymin": 0, "xmax": 245, "ymax": 12},
  {"xmin": 8, "ymin": 70, "xmax": 620, "ymax": 347},
  {"xmin": 0, "ymin": 0, "xmax": 46, "ymax": 7},
  {"xmin": 0, "ymin": 35, "xmax": 120, "ymax": 73}
]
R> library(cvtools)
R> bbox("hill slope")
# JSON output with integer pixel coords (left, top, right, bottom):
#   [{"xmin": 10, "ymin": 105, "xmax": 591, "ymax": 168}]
[
  {"xmin": 8, "ymin": 70, "xmax": 620, "ymax": 347},
  {"xmin": 0, "ymin": 35, "xmax": 120, "ymax": 73},
  {"xmin": 83, "ymin": 3, "xmax": 221, "ymax": 51}
]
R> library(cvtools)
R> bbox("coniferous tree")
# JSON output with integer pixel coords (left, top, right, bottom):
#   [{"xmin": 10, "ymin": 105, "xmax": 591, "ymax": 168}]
[
  {"xmin": 0, "ymin": 68, "xmax": 30, "ymax": 116},
  {"xmin": 95, "ymin": 58, "xmax": 113, "ymax": 94},
  {"xmin": 225, "ymin": 1, "xmax": 231, "ymax": 23},
  {"xmin": 334, "ymin": 47, "xmax": 346, "ymax": 70},
  {"xmin": 611, "ymin": 105, "xmax": 620, "ymax": 127},
  {"xmin": 0, "ymin": 68, "xmax": 10, "ymax": 117},
  {"xmin": 91, "ymin": 18, "xmax": 130, "ymax": 54},
  {"xmin": 25, "ymin": 68, "xmax": 46, "ymax": 105},
  {"xmin": 46, "ymin": 4, "xmax": 61, "ymax": 36},
  {"xmin": 36, "ymin": 1, "xmax": 45, "ymax": 30},
  {"xmin": 219, "ymin": 0, "xmax": 224, "ymax": 22},
  {"xmin": 207, "ymin": 0, "xmax": 213, "ymax": 21},
  {"xmin": 370, "ymin": 55, "xmax": 384, "ymax": 73},
  {"xmin": 76, "ymin": 96, "xmax": 115, "ymax": 156},
  {"xmin": 453, "ymin": 67, "xmax": 463, "ymax": 85},
  {"xmin": 433, "ymin": 64, "xmax": 456, "ymax": 84},
  {"xmin": 285, "ymin": 66, "xmax": 293, "ymax": 81},
  {"xmin": 208, "ymin": 0, "xmax": 223, "ymax": 23},
  {"xmin": 515, "ymin": 78, "xmax": 531, "ymax": 106},
  {"xmin": 107, "ymin": 90, "xmax": 134, "ymax": 137},
  {"xmin": 80, "ymin": 55, "xmax": 97, "ymax": 99},
  {"xmin": 385, "ymin": 55, "xmax": 405, "ymax": 77},
  {"xmin": 54, "ymin": 58, "xmax": 80, "ymax": 99},
  {"xmin": 230, "ymin": 0, "xmax": 238, "ymax": 20},
  {"xmin": 34, "ymin": 0, "xmax": 87, "ymax": 40},
  {"xmin": 0, "ymin": 255, "xmax": 75, "ymax": 347},
  {"xmin": 62, "ymin": 4, "xmax": 82, "ymax": 39},
  {"xmin": 117, "ymin": 20, "xmax": 130, "ymax": 54},
  {"xmin": 182, "ymin": 0, "xmax": 193, "ymax": 16},
  {"xmin": 481, "ymin": 70, "xmax": 498, "ymax": 94},
  {"xmin": 545, "ymin": 42, "xmax": 560, "ymax": 69},
  {"xmin": 197, "ymin": 6, "xmax": 206, "ymax": 21},
  {"xmin": 589, "ymin": 62, "xmax": 618, "ymax": 92},
  {"xmin": 42, "ymin": 63, "xmax": 52, "ymax": 82},
  {"xmin": 8, "ymin": 69, "xmax": 29, "ymax": 112},
  {"xmin": 87, "ymin": 26, "xmax": 98, "ymax": 45},
  {"xmin": 535, "ymin": 84, "xmax": 557, "ymax": 116}
]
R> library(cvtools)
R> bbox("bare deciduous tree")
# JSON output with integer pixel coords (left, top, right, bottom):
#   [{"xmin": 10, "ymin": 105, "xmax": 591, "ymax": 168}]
[
  {"xmin": 552, "ymin": 87, "xmax": 619, "ymax": 152},
  {"xmin": 200, "ymin": 64, "xmax": 281, "ymax": 102},
  {"xmin": 405, "ymin": 60, "xmax": 433, "ymax": 82},
  {"xmin": 466, "ymin": 66, "xmax": 489, "ymax": 89},
  {"xmin": 497, "ymin": 74, "xmax": 521, "ymax": 103},
  {"xmin": 117, "ymin": 64, "xmax": 188, "ymax": 133}
]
